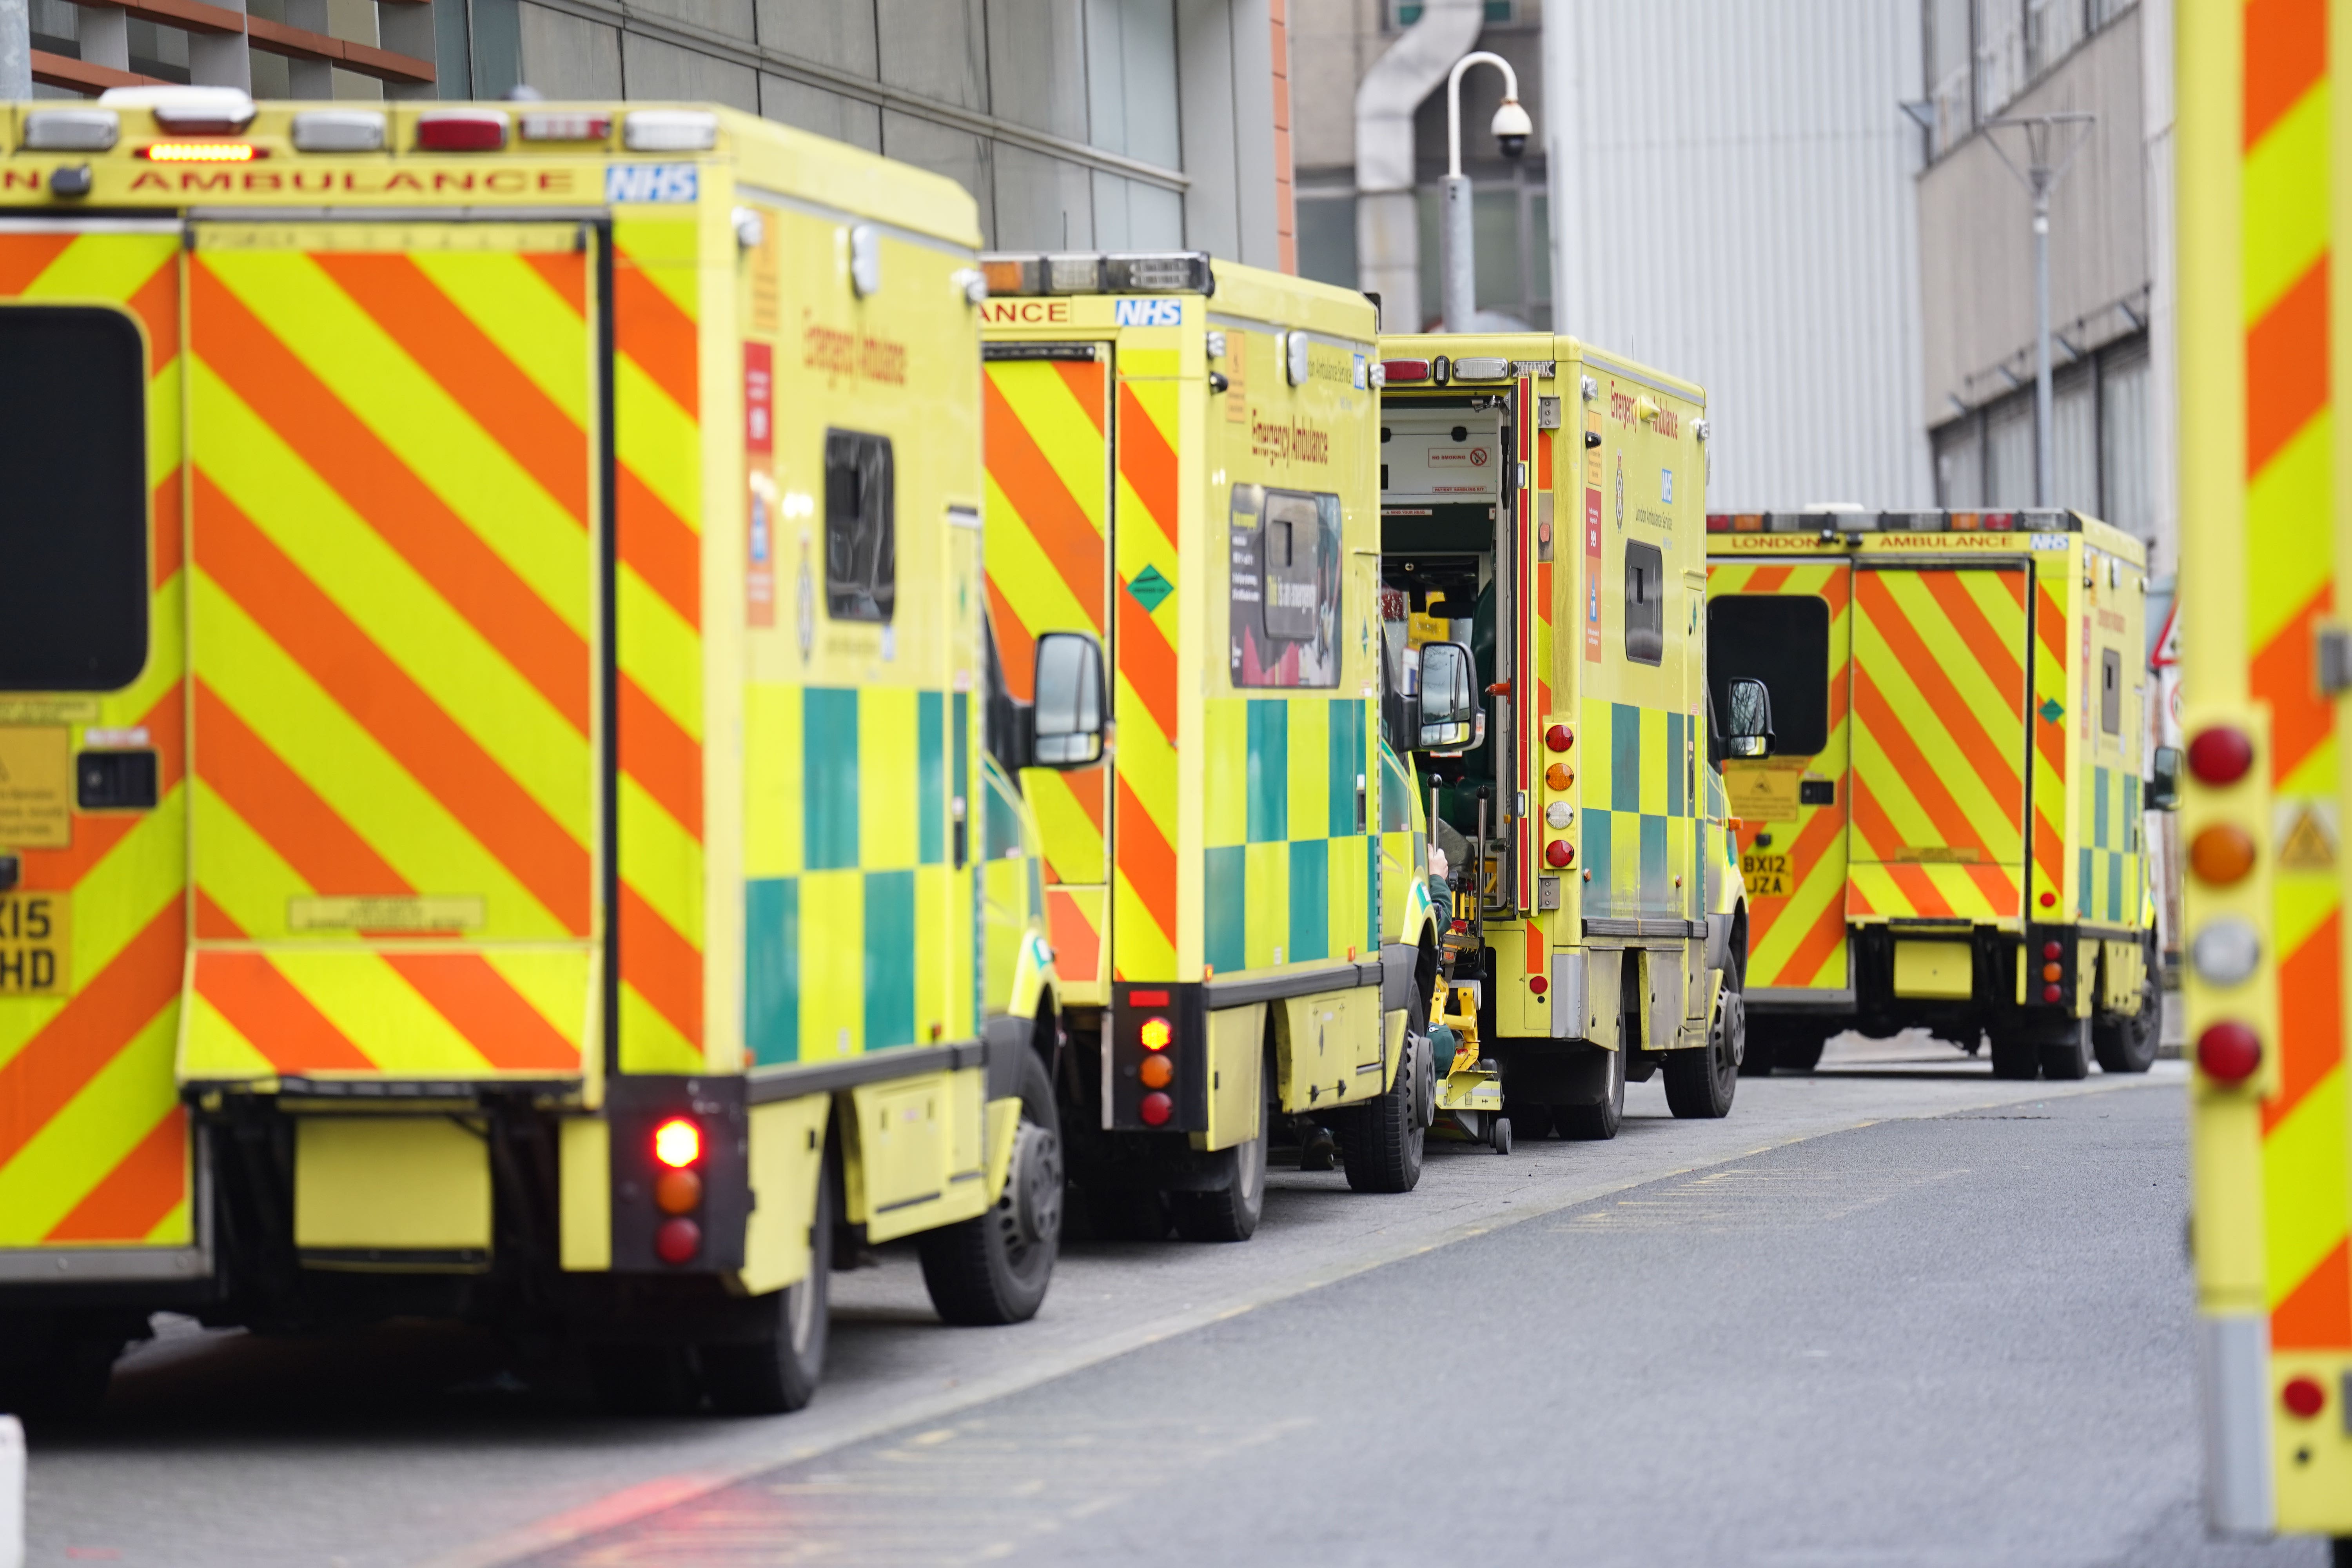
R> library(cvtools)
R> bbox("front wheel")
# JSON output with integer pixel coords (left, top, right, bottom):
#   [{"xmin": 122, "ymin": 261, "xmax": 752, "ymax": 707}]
[
  {"xmin": 1664, "ymin": 985, "xmax": 1741, "ymax": 1119},
  {"xmin": 919, "ymin": 1045, "xmax": 1063, "ymax": 1321},
  {"xmin": 704, "ymin": 1156, "xmax": 836, "ymax": 1414},
  {"xmin": 1343, "ymin": 993, "xmax": 1426, "ymax": 1193}
]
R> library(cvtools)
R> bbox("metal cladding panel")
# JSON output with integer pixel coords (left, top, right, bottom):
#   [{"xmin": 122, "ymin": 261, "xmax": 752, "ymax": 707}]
[
  {"xmin": 1545, "ymin": 0, "xmax": 1929, "ymax": 510},
  {"xmin": 0, "ymin": 227, "xmax": 192, "ymax": 1254}
]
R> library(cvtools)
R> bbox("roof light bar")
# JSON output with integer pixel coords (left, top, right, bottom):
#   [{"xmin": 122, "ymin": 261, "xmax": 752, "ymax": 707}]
[
  {"xmin": 1381, "ymin": 358, "xmax": 1430, "ymax": 383},
  {"xmin": 100, "ymin": 85, "xmax": 255, "ymax": 135},
  {"xmin": 520, "ymin": 111, "xmax": 612, "ymax": 143},
  {"xmin": 24, "ymin": 110, "xmax": 118, "ymax": 152},
  {"xmin": 1707, "ymin": 509, "xmax": 2083, "ymax": 535},
  {"xmin": 1451, "ymin": 356, "xmax": 1510, "ymax": 380},
  {"xmin": 291, "ymin": 110, "xmax": 386, "ymax": 152},
  {"xmin": 142, "ymin": 142, "xmax": 258, "ymax": 162},
  {"xmin": 416, "ymin": 110, "xmax": 508, "ymax": 152},
  {"xmin": 977, "ymin": 250, "xmax": 1215, "ymax": 296},
  {"xmin": 624, "ymin": 110, "xmax": 718, "ymax": 152}
]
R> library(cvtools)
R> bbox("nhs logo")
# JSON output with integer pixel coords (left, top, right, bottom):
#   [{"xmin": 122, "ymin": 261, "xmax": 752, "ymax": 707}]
[
  {"xmin": 1114, "ymin": 298, "xmax": 1182, "ymax": 328},
  {"xmin": 606, "ymin": 164, "xmax": 699, "ymax": 204}
]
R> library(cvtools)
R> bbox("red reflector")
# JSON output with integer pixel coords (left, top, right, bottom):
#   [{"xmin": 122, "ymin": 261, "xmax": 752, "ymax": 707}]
[
  {"xmin": 2197, "ymin": 1021, "xmax": 2262, "ymax": 1083},
  {"xmin": 1128, "ymin": 989, "xmax": 1170, "ymax": 1006},
  {"xmin": 1138, "ymin": 1091, "xmax": 1174, "ymax": 1127},
  {"xmin": 2188, "ymin": 726, "xmax": 2256, "ymax": 786},
  {"xmin": 2282, "ymin": 1375, "xmax": 2327, "ymax": 1419},
  {"xmin": 2042, "ymin": 984, "xmax": 2063, "ymax": 1003},
  {"xmin": 2040, "ymin": 892, "xmax": 2057, "ymax": 907},
  {"xmin": 2042, "ymin": 941, "xmax": 2062, "ymax": 961},
  {"xmin": 1381, "ymin": 358, "xmax": 1429, "ymax": 383},
  {"xmin": 1545, "ymin": 724, "xmax": 1574, "ymax": 752},
  {"xmin": 654, "ymin": 1216, "xmax": 701, "ymax": 1265},
  {"xmin": 1529, "ymin": 976, "xmax": 1548, "ymax": 995},
  {"xmin": 652, "ymin": 1117, "xmax": 701, "ymax": 1169},
  {"xmin": 417, "ymin": 111, "xmax": 508, "ymax": 151},
  {"xmin": 1545, "ymin": 839, "xmax": 1574, "ymax": 868},
  {"xmin": 1705, "ymin": 513, "xmax": 1731, "ymax": 533}
]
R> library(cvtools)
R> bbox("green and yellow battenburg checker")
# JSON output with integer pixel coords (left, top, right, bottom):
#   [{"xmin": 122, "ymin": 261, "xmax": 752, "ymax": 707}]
[{"xmin": 0, "ymin": 90, "xmax": 1071, "ymax": 1418}]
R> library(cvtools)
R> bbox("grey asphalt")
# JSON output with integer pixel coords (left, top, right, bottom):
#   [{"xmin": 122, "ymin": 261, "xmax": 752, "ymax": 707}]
[{"xmin": 19, "ymin": 1047, "xmax": 2330, "ymax": 1566}]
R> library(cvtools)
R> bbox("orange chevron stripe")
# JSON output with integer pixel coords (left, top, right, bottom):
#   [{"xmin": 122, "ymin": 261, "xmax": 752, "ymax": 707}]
[
  {"xmin": 383, "ymin": 955, "xmax": 580, "ymax": 1073},
  {"xmin": 152, "ymin": 469, "xmax": 183, "ymax": 590},
  {"xmin": 1118, "ymin": 581, "xmax": 1180, "ymax": 740},
  {"xmin": 2249, "ymin": 260, "xmax": 2327, "ymax": 472},
  {"xmin": 985, "ymin": 371, "xmax": 1107, "ymax": 630},
  {"xmin": 2033, "ymin": 806, "xmax": 2066, "ymax": 894},
  {"xmin": 0, "ymin": 903, "xmax": 184, "ymax": 1169},
  {"xmin": 614, "ymin": 254, "xmax": 698, "ymax": 417},
  {"xmin": 619, "ymin": 676, "xmax": 703, "ymax": 838},
  {"xmin": 2036, "ymin": 583, "xmax": 2067, "ymax": 671},
  {"xmin": 1918, "ymin": 570, "xmax": 2027, "ymax": 701},
  {"xmin": 128, "ymin": 252, "xmax": 178, "ymax": 378},
  {"xmin": 1055, "ymin": 361, "xmax": 1106, "ymax": 433},
  {"xmin": 2253, "ymin": 588, "xmax": 2333, "ymax": 785},
  {"xmin": 0, "ymin": 230, "xmax": 74, "ymax": 294},
  {"xmin": 619, "ymin": 885, "xmax": 702, "ymax": 1045},
  {"xmin": 1114, "ymin": 774, "xmax": 1176, "ymax": 949},
  {"xmin": 314, "ymin": 252, "xmax": 590, "ymax": 524},
  {"xmin": 1744, "ymin": 565, "xmax": 1792, "ymax": 594},
  {"xmin": 1783, "ymin": 894, "xmax": 1849, "ymax": 987},
  {"xmin": 1858, "ymin": 576, "xmax": 2026, "ymax": 831},
  {"xmin": 1117, "ymin": 383, "xmax": 1179, "ymax": 540},
  {"xmin": 1888, "ymin": 863, "xmax": 1955, "ymax": 918},
  {"xmin": 195, "ymin": 483, "xmax": 593, "ymax": 933},
  {"xmin": 1745, "ymin": 799, "xmax": 1846, "ymax": 952},
  {"xmin": 617, "ymin": 464, "xmax": 701, "ymax": 630},
  {"xmin": 524, "ymin": 250, "xmax": 587, "ymax": 316},
  {"xmin": 2264, "ymin": 911, "xmax": 2343, "ymax": 1135},
  {"xmin": 191, "ymin": 267, "xmax": 593, "ymax": 735},
  {"xmin": 195, "ymin": 953, "xmax": 374, "ymax": 1072},
  {"xmin": 986, "ymin": 577, "xmax": 1038, "ymax": 702},
  {"xmin": 1853, "ymin": 666, "xmax": 2016, "ymax": 876},
  {"xmin": 193, "ymin": 680, "xmax": 405, "ymax": 898},
  {"xmin": 1046, "ymin": 889, "xmax": 1101, "ymax": 984},
  {"xmin": 2247, "ymin": 0, "xmax": 2327, "ymax": 145},
  {"xmin": 44, "ymin": 1107, "xmax": 185, "ymax": 1243},
  {"xmin": 2273, "ymin": 1238, "xmax": 2351, "ymax": 1350}
]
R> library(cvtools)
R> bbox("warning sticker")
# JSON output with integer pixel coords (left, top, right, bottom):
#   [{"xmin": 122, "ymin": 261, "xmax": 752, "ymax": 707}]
[
  {"xmin": 2275, "ymin": 801, "xmax": 2339, "ymax": 871},
  {"xmin": 0, "ymin": 726, "xmax": 71, "ymax": 848}
]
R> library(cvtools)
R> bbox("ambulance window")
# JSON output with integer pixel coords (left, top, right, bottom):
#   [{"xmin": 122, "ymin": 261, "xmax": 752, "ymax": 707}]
[
  {"xmin": 1624, "ymin": 542, "xmax": 1664, "ymax": 665},
  {"xmin": 1231, "ymin": 487, "xmax": 1343, "ymax": 688},
  {"xmin": 2100, "ymin": 647, "xmax": 2122, "ymax": 734},
  {"xmin": 0, "ymin": 306, "xmax": 148, "ymax": 691},
  {"xmin": 824, "ymin": 429, "xmax": 895, "ymax": 622},
  {"xmin": 1708, "ymin": 595, "xmax": 1831, "ymax": 757}
]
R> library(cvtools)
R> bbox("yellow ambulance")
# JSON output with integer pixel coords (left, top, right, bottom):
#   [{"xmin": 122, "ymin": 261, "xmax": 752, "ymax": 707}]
[
  {"xmin": 1705, "ymin": 508, "xmax": 2166, "ymax": 1081},
  {"xmin": 0, "ymin": 90, "xmax": 1080, "ymax": 1417},
  {"xmin": 1376, "ymin": 338, "xmax": 1753, "ymax": 1141},
  {"xmin": 2178, "ymin": 0, "xmax": 2351, "ymax": 1544},
  {"xmin": 979, "ymin": 252, "xmax": 1453, "ymax": 1239}
]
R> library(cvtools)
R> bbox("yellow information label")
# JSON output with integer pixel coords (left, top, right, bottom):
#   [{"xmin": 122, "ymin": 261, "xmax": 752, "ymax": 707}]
[
  {"xmin": 287, "ymin": 895, "xmax": 487, "ymax": 933},
  {"xmin": 1723, "ymin": 762, "xmax": 1803, "ymax": 822},
  {"xmin": 1739, "ymin": 851, "xmax": 1790, "ymax": 897},
  {"xmin": 0, "ymin": 726, "xmax": 73, "ymax": 848},
  {"xmin": 0, "ymin": 891, "xmax": 72, "ymax": 994}
]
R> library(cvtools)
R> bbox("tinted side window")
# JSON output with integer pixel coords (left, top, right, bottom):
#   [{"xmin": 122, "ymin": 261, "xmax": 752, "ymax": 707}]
[
  {"xmin": 1230, "ymin": 485, "xmax": 1343, "ymax": 688},
  {"xmin": 1708, "ymin": 594, "xmax": 1832, "ymax": 756},
  {"xmin": 0, "ymin": 307, "xmax": 149, "ymax": 691},
  {"xmin": 1624, "ymin": 541, "xmax": 1664, "ymax": 665},
  {"xmin": 824, "ymin": 429, "xmax": 894, "ymax": 622}
]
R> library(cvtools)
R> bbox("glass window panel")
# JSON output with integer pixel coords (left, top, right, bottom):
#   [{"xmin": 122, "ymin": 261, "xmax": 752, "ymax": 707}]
[
  {"xmin": 1935, "ymin": 417, "xmax": 1984, "ymax": 509},
  {"xmin": 2100, "ymin": 344, "xmax": 2152, "ymax": 535},
  {"xmin": 1985, "ymin": 394, "xmax": 2035, "ymax": 506},
  {"xmin": 2054, "ymin": 369, "xmax": 2099, "ymax": 514}
]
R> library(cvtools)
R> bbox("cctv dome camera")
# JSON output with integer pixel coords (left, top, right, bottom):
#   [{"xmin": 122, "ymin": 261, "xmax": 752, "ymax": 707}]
[{"xmin": 1492, "ymin": 97, "xmax": 1533, "ymax": 160}]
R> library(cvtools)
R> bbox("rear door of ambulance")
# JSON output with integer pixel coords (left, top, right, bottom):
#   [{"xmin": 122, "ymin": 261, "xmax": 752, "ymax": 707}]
[
  {"xmin": 982, "ymin": 343, "xmax": 1113, "ymax": 1001},
  {"xmin": 0, "ymin": 220, "xmax": 198, "ymax": 1281},
  {"xmin": 1847, "ymin": 559, "xmax": 2032, "ymax": 929},
  {"xmin": 1705, "ymin": 558, "xmax": 1853, "ymax": 1003},
  {"xmin": 176, "ymin": 220, "xmax": 602, "ymax": 1092}
]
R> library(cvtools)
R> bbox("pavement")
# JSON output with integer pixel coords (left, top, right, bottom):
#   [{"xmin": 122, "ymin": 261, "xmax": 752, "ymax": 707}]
[{"xmin": 19, "ymin": 1033, "xmax": 2332, "ymax": 1567}]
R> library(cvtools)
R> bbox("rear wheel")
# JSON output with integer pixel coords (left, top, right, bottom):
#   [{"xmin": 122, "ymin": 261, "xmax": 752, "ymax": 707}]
[
  {"xmin": 1168, "ymin": 1121, "xmax": 1267, "ymax": 1242},
  {"xmin": 2092, "ymin": 932, "xmax": 2163, "ymax": 1074},
  {"xmin": 1343, "ymin": 991, "xmax": 1426, "ymax": 1193},
  {"xmin": 703, "ymin": 1156, "xmax": 837, "ymax": 1415},
  {"xmin": 0, "ymin": 1316, "xmax": 122, "ymax": 1423},
  {"xmin": 588, "ymin": 1341, "xmax": 703, "ymax": 1417},
  {"xmin": 1554, "ymin": 1043, "xmax": 1626, "ymax": 1141},
  {"xmin": 1988, "ymin": 1026, "xmax": 2041, "ymax": 1080},
  {"xmin": 1665, "ymin": 983, "xmax": 1741, "ymax": 1119},
  {"xmin": 919, "ymin": 1046, "xmax": 1063, "ymax": 1323},
  {"xmin": 1776, "ymin": 1029, "xmax": 1828, "ymax": 1073},
  {"xmin": 2039, "ymin": 1018, "xmax": 2092, "ymax": 1081}
]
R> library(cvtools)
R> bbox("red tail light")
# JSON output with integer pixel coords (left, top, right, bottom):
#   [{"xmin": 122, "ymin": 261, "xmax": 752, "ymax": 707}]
[
  {"xmin": 1139, "ymin": 1016, "xmax": 1173, "ymax": 1051},
  {"xmin": 2197, "ymin": 1022, "xmax": 2262, "ymax": 1083},
  {"xmin": 1381, "ymin": 358, "xmax": 1429, "ymax": 383},
  {"xmin": 416, "ymin": 110, "xmax": 508, "ymax": 151},
  {"xmin": 654, "ymin": 1216, "xmax": 701, "ymax": 1265},
  {"xmin": 652, "ymin": 1117, "xmax": 701, "ymax": 1169},
  {"xmin": 1529, "ymin": 976, "xmax": 1548, "ymax": 995},
  {"xmin": 2188, "ymin": 726, "xmax": 2255, "ymax": 786},
  {"xmin": 2282, "ymin": 1375, "xmax": 2326, "ymax": 1419},
  {"xmin": 1545, "ymin": 840, "xmax": 1574, "ymax": 868},
  {"xmin": 2042, "ymin": 984, "xmax": 2063, "ymax": 1002},
  {"xmin": 1129, "ymin": 989, "xmax": 1170, "ymax": 1007},
  {"xmin": 1138, "ymin": 1091, "xmax": 1174, "ymax": 1127},
  {"xmin": 1545, "ymin": 724, "xmax": 1574, "ymax": 751},
  {"xmin": 2042, "ymin": 941, "xmax": 2062, "ymax": 960}
]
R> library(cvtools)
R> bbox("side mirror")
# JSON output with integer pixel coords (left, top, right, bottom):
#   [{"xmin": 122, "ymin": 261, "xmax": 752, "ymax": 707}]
[
  {"xmin": 1415, "ymin": 641, "xmax": 1480, "ymax": 751},
  {"xmin": 2147, "ymin": 744, "xmax": 2182, "ymax": 812},
  {"xmin": 1032, "ymin": 631, "xmax": 1106, "ymax": 769},
  {"xmin": 1725, "ymin": 677, "xmax": 1774, "ymax": 759}
]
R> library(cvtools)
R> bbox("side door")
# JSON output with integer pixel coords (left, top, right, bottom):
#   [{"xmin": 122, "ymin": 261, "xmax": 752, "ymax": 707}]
[
  {"xmin": 1848, "ymin": 563, "xmax": 2031, "ymax": 925},
  {"xmin": 1706, "ymin": 559, "xmax": 1853, "ymax": 1000},
  {"xmin": 982, "ymin": 344, "xmax": 1111, "ymax": 1002},
  {"xmin": 0, "ymin": 220, "xmax": 193, "ymax": 1271}
]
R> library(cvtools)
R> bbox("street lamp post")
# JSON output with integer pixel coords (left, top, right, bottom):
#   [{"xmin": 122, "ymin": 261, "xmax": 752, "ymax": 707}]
[
  {"xmin": 1439, "ymin": 51, "xmax": 1532, "ymax": 334},
  {"xmin": 1983, "ymin": 112, "xmax": 2094, "ymax": 508}
]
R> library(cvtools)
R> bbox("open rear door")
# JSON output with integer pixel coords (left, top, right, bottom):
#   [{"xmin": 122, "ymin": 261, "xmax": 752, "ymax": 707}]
[
  {"xmin": 180, "ymin": 221, "xmax": 600, "ymax": 1087},
  {"xmin": 1847, "ymin": 564, "xmax": 2031, "ymax": 923},
  {"xmin": 982, "ymin": 345, "xmax": 1112, "ymax": 1002}
]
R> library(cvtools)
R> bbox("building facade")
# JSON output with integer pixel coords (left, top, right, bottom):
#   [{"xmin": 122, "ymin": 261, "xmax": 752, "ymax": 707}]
[
  {"xmin": 1290, "ymin": 0, "xmax": 1929, "ymax": 512},
  {"xmin": 1916, "ymin": 0, "xmax": 2172, "ymax": 567},
  {"xmin": 24, "ymin": 0, "xmax": 1300, "ymax": 262}
]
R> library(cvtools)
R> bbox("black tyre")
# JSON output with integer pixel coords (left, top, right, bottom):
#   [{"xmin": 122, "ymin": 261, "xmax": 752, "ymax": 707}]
[
  {"xmin": 918, "ymin": 1047, "xmax": 1062, "ymax": 1323},
  {"xmin": 1988, "ymin": 1027, "xmax": 2041, "ymax": 1080},
  {"xmin": 702, "ymin": 1156, "xmax": 837, "ymax": 1415},
  {"xmin": 1492, "ymin": 1116, "xmax": 1513, "ymax": 1155},
  {"xmin": 1777, "ymin": 1029, "xmax": 1827, "ymax": 1073},
  {"xmin": 2092, "ymin": 932, "xmax": 2162, "ymax": 1074},
  {"xmin": 1501, "ymin": 1092, "xmax": 1554, "ymax": 1140},
  {"xmin": 2040, "ymin": 1018, "xmax": 2092, "ymax": 1081},
  {"xmin": 0, "ymin": 1317, "xmax": 121, "ymax": 1422},
  {"xmin": 1343, "ymin": 991, "xmax": 1426, "ymax": 1193},
  {"xmin": 1737, "ymin": 1022, "xmax": 1778, "ymax": 1076},
  {"xmin": 1169, "ymin": 1120, "xmax": 1267, "ymax": 1242},
  {"xmin": 588, "ymin": 1341, "xmax": 703, "ymax": 1416},
  {"xmin": 1085, "ymin": 1175, "xmax": 1171, "ymax": 1240},
  {"xmin": 1664, "ymin": 984, "xmax": 1741, "ymax": 1119},
  {"xmin": 1554, "ymin": 1043, "xmax": 1625, "ymax": 1141}
]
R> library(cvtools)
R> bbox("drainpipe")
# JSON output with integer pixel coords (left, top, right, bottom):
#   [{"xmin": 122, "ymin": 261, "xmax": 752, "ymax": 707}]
[{"xmin": 1355, "ymin": 0, "xmax": 1484, "ymax": 330}]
